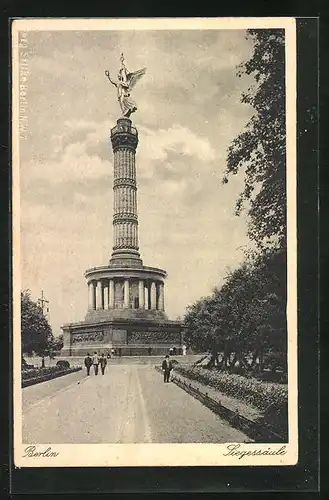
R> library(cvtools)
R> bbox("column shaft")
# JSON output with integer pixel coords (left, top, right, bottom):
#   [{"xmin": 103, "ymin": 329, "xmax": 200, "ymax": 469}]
[
  {"xmin": 96, "ymin": 281, "xmax": 103, "ymax": 310},
  {"xmin": 111, "ymin": 119, "xmax": 140, "ymax": 257},
  {"xmin": 145, "ymin": 285, "xmax": 149, "ymax": 310},
  {"xmin": 104, "ymin": 284, "xmax": 109, "ymax": 310},
  {"xmin": 124, "ymin": 279, "xmax": 130, "ymax": 308},
  {"xmin": 158, "ymin": 282, "xmax": 165, "ymax": 311},
  {"xmin": 88, "ymin": 282, "xmax": 95, "ymax": 311},
  {"xmin": 109, "ymin": 279, "xmax": 115, "ymax": 308},
  {"xmin": 150, "ymin": 282, "xmax": 157, "ymax": 310},
  {"xmin": 139, "ymin": 280, "xmax": 145, "ymax": 309}
]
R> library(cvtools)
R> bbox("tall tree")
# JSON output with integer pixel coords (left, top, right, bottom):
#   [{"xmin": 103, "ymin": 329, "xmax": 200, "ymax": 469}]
[
  {"xmin": 21, "ymin": 290, "xmax": 53, "ymax": 355},
  {"xmin": 223, "ymin": 29, "xmax": 286, "ymax": 250},
  {"xmin": 183, "ymin": 248, "xmax": 287, "ymax": 372}
]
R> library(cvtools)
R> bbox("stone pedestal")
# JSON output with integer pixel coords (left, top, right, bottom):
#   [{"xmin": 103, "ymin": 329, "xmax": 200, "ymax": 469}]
[{"xmin": 61, "ymin": 317, "xmax": 184, "ymax": 357}]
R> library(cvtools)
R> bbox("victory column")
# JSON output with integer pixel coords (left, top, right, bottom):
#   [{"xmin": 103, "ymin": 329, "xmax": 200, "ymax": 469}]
[{"xmin": 61, "ymin": 55, "xmax": 184, "ymax": 356}]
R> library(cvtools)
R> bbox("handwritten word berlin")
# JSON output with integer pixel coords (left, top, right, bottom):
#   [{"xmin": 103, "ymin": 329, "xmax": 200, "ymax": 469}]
[{"xmin": 23, "ymin": 446, "xmax": 59, "ymax": 458}]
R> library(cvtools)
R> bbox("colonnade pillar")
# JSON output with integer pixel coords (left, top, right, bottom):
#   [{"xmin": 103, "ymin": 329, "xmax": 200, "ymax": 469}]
[
  {"xmin": 88, "ymin": 282, "xmax": 95, "ymax": 311},
  {"xmin": 158, "ymin": 282, "xmax": 165, "ymax": 311},
  {"xmin": 139, "ymin": 280, "xmax": 145, "ymax": 309},
  {"xmin": 87, "ymin": 278, "xmax": 165, "ymax": 312},
  {"xmin": 124, "ymin": 279, "xmax": 130, "ymax": 308},
  {"xmin": 150, "ymin": 282, "xmax": 157, "ymax": 310},
  {"xmin": 104, "ymin": 284, "xmax": 109, "ymax": 310},
  {"xmin": 145, "ymin": 285, "xmax": 149, "ymax": 310},
  {"xmin": 96, "ymin": 281, "xmax": 103, "ymax": 310},
  {"xmin": 109, "ymin": 279, "xmax": 114, "ymax": 308}
]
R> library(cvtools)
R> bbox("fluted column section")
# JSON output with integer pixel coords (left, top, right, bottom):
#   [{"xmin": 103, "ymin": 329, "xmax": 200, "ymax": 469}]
[{"xmin": 110, "ymin": 118, "xmax": 144, "ymax": 266}]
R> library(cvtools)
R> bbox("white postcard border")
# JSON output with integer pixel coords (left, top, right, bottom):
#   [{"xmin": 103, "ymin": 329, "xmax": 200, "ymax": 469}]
[{"xmin": 12, "ymin": 16, "xmax": 297, "ymax": 468}]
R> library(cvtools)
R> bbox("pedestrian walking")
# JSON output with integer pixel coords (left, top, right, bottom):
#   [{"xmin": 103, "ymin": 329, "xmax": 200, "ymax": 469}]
[
  {"xmin": 182, "ymin": 344, "xmax": 187, "ymax": 356},
  {"xmin": 162, "ymin": 354, "xmax": 173, "ymax": 383},
  {"xmin": 92, "ymin": 352, "xmax": 99, "ymax": 375},
  {"xmin": 169, "ymin": 347, "xmax": 174, "ymax": 356},
  {"xmin": 100, "ymin": 353, "xmax": 107, "ymax": 375},
  {"xmin": 84, "ymin": 353, "xmax": 93, "ymax": 376}
]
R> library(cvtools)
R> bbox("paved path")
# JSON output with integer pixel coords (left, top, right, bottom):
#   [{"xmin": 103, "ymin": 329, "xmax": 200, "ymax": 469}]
[{"xmin": 22, "ymin": 365, "xmax": 252, "ymax": 444}]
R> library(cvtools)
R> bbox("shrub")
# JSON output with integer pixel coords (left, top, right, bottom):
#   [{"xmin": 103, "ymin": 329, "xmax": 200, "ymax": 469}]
[
  {"xmin": 56, "ymin": 360, "xmax": 70, "ymax": 369},
  {"xmin": 260, "ymin": 370, "xmax": 287, "ymax": 383},
  {"xmin": 264, "ymin": 351, "xmax": 287, "ymax": 372},
  {"xmin": 22, "ymin": 358, "xmax": 34, "ymax": 369},
  {"xmin": 260, "ymin": 401, "xmax": 288, "ymax": 437},
  {"xmin": 22, "ymin": 365, "xmax": 63, "ymax": 381},
  {"xmin": 22, "ymin": 365, "xmax": 82, "ymax": 386},
  {"xmin": 175, "ymin": 364, "xmax": 287, "ymax": 413}
]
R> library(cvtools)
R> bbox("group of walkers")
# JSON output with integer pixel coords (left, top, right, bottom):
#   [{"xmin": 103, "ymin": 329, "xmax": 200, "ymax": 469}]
[
  {"xmin": 83, "ymin": 346, "xmax": 187, "ymax": 381},
  {"xmin": 84, "ymin": 352, "xmax": 108, "ymax": 376}
]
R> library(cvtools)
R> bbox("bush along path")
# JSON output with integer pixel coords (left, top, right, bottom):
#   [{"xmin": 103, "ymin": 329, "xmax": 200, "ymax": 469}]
[
  {"xmin": 22, "ymin": 365, "xmax": 82, "ymax": 388},
  {"xmin": 163, "ymin": 363, "xmax": 288, "ymax": 442}
]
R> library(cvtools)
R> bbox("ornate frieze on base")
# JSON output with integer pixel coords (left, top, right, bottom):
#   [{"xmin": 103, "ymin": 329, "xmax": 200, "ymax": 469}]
[
  {"xmin": 61, "ymin": 317, "xmax": 184, "ymax": 357},
  {"xmin": 71, "ymin": 331, "xmax": 104, "ymax": 343},
  {"xmin": 129, "ymin": 330, "xmax": 181, "ymax": 344}
]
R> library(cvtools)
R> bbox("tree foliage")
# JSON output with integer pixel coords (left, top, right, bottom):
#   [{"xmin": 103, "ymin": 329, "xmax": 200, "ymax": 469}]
[
  {"xmin": 184, "ymin": 31, "xmax": 288, "ymax": 377},
  {"xmin": 183, "ymin": 248, "xmax": 287, "ymax": 373},
  {"xmin": 21, "ymin": 290, "xmax": 54, "ymax": 355},
  {"xmin": 51, "ymin": 334, "xmax": 64, "ymax": 352},
  {"xmin": 223, "ymin": 29, "xmax": 286, "ymax": 250}
]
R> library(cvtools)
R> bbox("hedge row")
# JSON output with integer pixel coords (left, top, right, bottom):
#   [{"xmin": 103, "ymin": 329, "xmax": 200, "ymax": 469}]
[
  {"xmin": 22, "ymin": 366, "xmax": 82, "ymax": 387},
  {"xmin": 174, "ymin": 364, "xmax": 288, "ymax": 413},
  {"xmin": 22, "ymin": 366, "xmax": 63, "ymax": 381}
]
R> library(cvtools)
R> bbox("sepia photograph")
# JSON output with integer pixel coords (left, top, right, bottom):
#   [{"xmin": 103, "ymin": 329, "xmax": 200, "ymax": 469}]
[{"xmin": 12, "ymin": 17, "xmax": 297, "ymax": 467}]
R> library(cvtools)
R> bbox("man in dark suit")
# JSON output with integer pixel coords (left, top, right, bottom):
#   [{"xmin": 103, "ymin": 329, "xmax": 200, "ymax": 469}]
[
  {"xmin": 162, "ymin": 355, "xmax": 173, "ymax": 383},
  {"xmin": 84, "ymin": 353, "xmax": 93, "ymax": 376}
]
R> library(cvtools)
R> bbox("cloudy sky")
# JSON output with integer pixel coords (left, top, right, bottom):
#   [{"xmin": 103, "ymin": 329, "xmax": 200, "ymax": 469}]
[{"xmin": 18, "ymin": 28, "xmax": 256, "ymax": 334}]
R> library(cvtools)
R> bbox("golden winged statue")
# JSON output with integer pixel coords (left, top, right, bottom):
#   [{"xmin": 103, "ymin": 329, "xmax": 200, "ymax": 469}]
[{"xmin": 105, "ymin": 53, "xmax": 146, "ymax": 118}]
